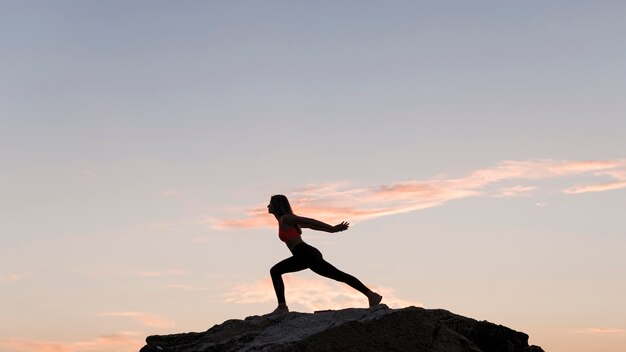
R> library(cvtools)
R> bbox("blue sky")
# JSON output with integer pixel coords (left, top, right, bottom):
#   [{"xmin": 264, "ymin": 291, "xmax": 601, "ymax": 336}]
[{"xmin": 2, "ymin": 1, "xmax": 626, "ymax": 352}]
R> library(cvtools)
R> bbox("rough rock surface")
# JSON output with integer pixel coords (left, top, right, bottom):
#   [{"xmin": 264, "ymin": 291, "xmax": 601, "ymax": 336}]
[{"xmin": 140, "ymin": 305, "xmax": 545, "ymax": 352}]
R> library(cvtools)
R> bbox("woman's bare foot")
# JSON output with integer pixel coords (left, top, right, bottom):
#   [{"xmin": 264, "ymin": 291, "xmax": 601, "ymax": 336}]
[
  {"xmin": 271, "ymin": 303, "xmax": 289, "ymax": 315},
  {"xmin": 367, "ymin": 291, "xmax": 382, "ymax": 307}
]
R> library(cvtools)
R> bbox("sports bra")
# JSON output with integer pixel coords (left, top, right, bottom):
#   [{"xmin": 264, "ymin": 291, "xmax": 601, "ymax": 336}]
[{"xmin": 278, "ymin": 216, "xmax": 300, "ymax": 242}]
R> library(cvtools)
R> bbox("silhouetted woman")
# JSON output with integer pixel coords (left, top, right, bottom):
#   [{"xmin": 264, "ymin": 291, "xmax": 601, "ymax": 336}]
[{"xmin": 268, "ymin": 194, "xmax": 382, "ymax": 313}]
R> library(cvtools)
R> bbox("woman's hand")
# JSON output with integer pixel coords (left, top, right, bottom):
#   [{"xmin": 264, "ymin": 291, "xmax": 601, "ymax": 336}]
[{"xmin": 332, "ymin": 221, "xmax": 350, "ymax": 233}]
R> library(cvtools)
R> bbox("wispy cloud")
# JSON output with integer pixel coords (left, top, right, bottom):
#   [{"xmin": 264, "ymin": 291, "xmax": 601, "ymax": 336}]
[
  {"xmin": 563, "ymin": 180, "xmax": 626, "ymax": 194},
  {"xmin": 0, "ymin": 332, "xmax": 143, "ymax": 352},
  {"xmin": 494, "ymin": 185, "xmax": 536, "ymax": 198},
  {"xmin": 212, "ymin": 159, "xmax": 626, "ymax": 229},
  {"xmin": 99, "ymin": 312, "xmax": 176, "ymax": 329},
  {"xmin": 225, "ymin": 277, "xmax": 419, "ymax": 311},
  {"xmin": 572, "ymin": 328, "xmax": 626, "ymax": 334},
  {"xmin": 0, "ymin": 273, "xmax": 20, "ymax": 284}
]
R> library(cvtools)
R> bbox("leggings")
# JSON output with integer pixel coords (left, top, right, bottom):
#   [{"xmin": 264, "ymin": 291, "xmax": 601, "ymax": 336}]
[{"xmin": 270, "ymin": 242, "xmax": 370, "ymax": 304}]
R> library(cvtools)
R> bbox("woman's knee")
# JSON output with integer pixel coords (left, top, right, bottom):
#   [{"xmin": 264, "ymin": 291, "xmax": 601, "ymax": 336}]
[{"xmin": 270, "ymin": 264, "xmax": 282, "ymax": 278}]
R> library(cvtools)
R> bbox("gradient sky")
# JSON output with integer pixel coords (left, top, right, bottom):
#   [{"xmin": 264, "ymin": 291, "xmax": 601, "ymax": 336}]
[{"xmin": 2, "ymin": 1, "xmax": 626, "ymax": 352}]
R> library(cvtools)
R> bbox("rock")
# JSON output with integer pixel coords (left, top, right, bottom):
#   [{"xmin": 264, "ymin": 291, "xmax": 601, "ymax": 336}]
[
  {"xmin": 528, "ymin": 346, "xmax": 546, "ymax": 352},
  {"xmin": 140, "ymin": 305, "xmax": 545, "ymax": 352}
]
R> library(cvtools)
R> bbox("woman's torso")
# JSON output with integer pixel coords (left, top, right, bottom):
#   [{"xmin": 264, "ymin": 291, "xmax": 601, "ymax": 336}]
[{"xmin": 279, "ymin": 216, "xmax": 303, "ymax": 249}]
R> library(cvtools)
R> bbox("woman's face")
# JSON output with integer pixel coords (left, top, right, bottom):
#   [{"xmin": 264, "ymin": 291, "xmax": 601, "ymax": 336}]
[{"xmin": 267, "ymin": 200, "xmax": 275, "ymax": 214}]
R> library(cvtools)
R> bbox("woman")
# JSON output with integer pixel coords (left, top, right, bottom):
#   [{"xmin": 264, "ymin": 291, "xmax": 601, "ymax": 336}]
[{"xmin": 268, "ymin": 194, "xmax": 382, "ymax": 313}]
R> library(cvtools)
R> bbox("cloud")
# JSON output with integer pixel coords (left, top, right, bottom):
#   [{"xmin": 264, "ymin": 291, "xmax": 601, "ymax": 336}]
[
  {"xmin": 0, "ymin": 332, "xmax": 143, "ymax": 352},
  {"xmin": 572, "ymin": 328, "xmax": 626, "ymax": 334},
  {"xmin": 494, "ymin": 186, "xmax": 536, "ymax": 198},
  {"xmin": 207, "ymin": 211, "xmax": 275, "ymax": 230},
  {"xmin": 99, "ymin": 312, "xmax": 176, "ymax": 329},
  {"xmin": 213, "ymin": 159, "xmax": 626, "ymax": 229},
  {"xmin": 0, "ymin": 273, "xmax": 20, "ymax": 283},
  {"xmin": 224, "ymin": 277, "xmax": 420, "ymax": 311},
  {"xmin": 563, "ymin": 180, "xmax": 626, "ymax": 194}
]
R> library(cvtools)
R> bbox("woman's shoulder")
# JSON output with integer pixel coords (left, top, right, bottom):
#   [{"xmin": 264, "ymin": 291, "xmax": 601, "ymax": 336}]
[{"xmin": 280, "ymin": 213, "xmax": 299, "ymax": 225}]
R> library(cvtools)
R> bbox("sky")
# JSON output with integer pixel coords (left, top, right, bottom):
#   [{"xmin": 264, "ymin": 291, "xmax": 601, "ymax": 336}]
[{"xmin": 1, "ymin": 1, "xmax": 626, "ymax": 351}]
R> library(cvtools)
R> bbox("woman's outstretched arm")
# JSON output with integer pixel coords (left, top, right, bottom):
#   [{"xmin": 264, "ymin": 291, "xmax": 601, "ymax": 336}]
[{"xmin": 283, "ymin": 214, "xmax": 349, "ymax": 233}]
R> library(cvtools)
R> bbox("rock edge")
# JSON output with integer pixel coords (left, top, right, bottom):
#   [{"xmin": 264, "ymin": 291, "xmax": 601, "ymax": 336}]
[{"xmin": 140, "ymin": 305, "xmax": 545, "ymax": 352}]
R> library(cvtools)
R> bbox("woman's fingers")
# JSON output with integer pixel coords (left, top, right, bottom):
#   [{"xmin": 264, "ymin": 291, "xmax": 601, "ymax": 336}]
[{"xmin": 337, "ymin": 222, "xmax": 350, "ymax": 231}]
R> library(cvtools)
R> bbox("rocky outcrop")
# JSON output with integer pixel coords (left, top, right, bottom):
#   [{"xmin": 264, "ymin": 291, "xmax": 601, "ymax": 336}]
[{"xmin": 140, "ymin": 305, "xmax": 545, "ymax": 352}]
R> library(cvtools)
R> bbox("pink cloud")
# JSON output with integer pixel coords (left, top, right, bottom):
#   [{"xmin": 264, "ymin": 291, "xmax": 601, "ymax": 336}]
[
  {"xmin": 572, "ymin": 328, "xmax": 626, "ymax": 334},
  {"xmin": 494, "ymin": 186, "xmax": 536, "ymax": 198},
  {"xmin": 555, "ymin": 160, "xmax": 622, "ymax": 173},
  {"xmin": 0, "ymin": 332, "xmax": 143, "ymax": 352},
  {"xmin": 212, "ymin": 159, "xmax": 626, "ymax": 229},
  {"xmin": 0, "ymin": 273, "xmax": 20, "ymax": 283},
  {"xmin": 99, "ymin": 312, "xmax": 175, "ymax": 329},
  {"xmin": 224, "ymin": 277, "xmax": 419, "ymax": 311},
  {"xmin": 210, "ymin": 215, "xmax": 276, "ymax": 230},
  {"xmin": 563, "ymin": 180, "xmax": 626, "ymax": 194}
]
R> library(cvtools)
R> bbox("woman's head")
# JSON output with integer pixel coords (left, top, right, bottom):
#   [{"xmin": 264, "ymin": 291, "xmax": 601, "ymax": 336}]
[{"xmin": 268, "ymin": 195, "xmax": 294, "ymax": 217}]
